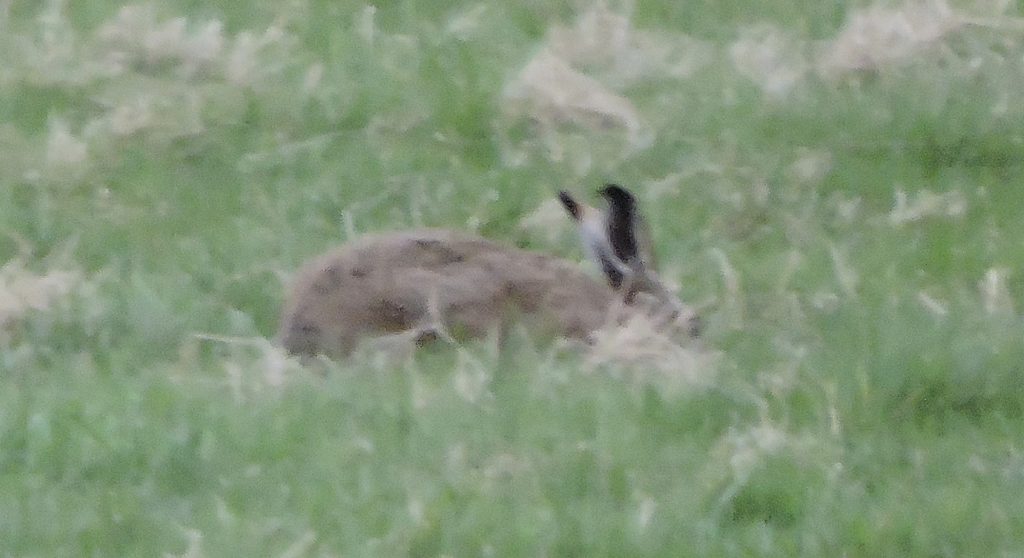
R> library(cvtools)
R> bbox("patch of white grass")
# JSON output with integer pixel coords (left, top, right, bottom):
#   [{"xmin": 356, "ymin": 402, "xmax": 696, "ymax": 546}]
[
  {"xmin": 830, "ymin": 244, "xmax": 860, "ymax": 298},
  {"xmin": 481, "ymin": 451, "xmax": 533, "ymax": 482},
  {"xmin": 97, "ymin": 4, "xmax": 225, "ymax": 78},
  {"xmin": 819, "ymin": 1, "xmax": 958, "ymax": 79},
  {"xmin": 634, "ymin": 494, "xmax": 657, "ymax": 533},
  {"xmin": 444, "ymin": 3, "xmax": 488, "ymax": 41},
  {"xmin": 502, "ymin": 4, "xmax": 712, "ymax": 152},
  {"xmin": 21, "ymin": 0, "xmax": 87, "ymax": 85},
  {"xmin": 278, "ymin": 530, "xmax": 317, "ymax": 558},
  {"xmin": 818, "ymin": 0, "xmax": 1024, "ymax": 80},
  {"xmin": 225, "ymin": 27, "xmax": 290, "ymax": 87},
  {"xmin": 979, "ymin": 267, "xmax": 1014, "ymax": 316},
  {"xmin": 504, "ymin": 48, "xmax": 647, "ymax": 146},
  {"xmin": 585, "ymin": 311, "xmax": 717, "ymax": 395},
  {"xmin": 720, "ymin": 1, "xmax": 1024, "ymax": 101},
  {"xmin": 889, "ymin": 188, "xmax": 967, "ymax": 225},
  {"xmin": 545, "ymin": 3, "xmax": 713, "ymax": 85},
  {"xmin": 163, "ymin": 528, "xmax": 202, "ymax": 558},
  {"xmin": 706, "ymin": 420, "xmax": 838, "ymax": 516},
  {"xmin": 94, "ymin": 4, "xmax": 295, "ymax": 87},
  {"xmin": 722, "ymin": 422, "xmax": 792, "ymax": 478},
  {"xmin": 452, "ymin": 349, "xmax": 493, "ymax": 405},
  {"xmin": 729, "ymin": 24, "xmax": 808, "ymax": 100},
  {"xmin": 104, "ymin": 97, "xmax": 156, "ymax": 137},
  {"xmin": 789, "ymin": 148, "xmax": 833, "ymax": 186},
  {"xmin": 356, "ymin": 5, "xmax": 377, "ymax": 44},
  {"xmin": 711, "ymin": 247, "xmax": 744, "ymax": 330},
  {"xmin": 0, "ymin": 256, "xmax": 80, "ymax": 344},
  {"xmin": 44, "ymin": 118, "xmax": 89, "ymax": 183},
  {"xmin": 917, "ymin": 290, "xmax": 950, "ymax": 318},
  {"xmin": 11, "ymin": 3, "xmax": 304, "ymax": 189},
  {"xmin": 191, "ymin": 333, "xmax": 307, "ymax": 397}
]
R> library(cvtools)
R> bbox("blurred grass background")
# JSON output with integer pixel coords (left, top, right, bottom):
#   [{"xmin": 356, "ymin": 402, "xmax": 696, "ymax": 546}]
[{"xmin": 2, "ymin": 0, "xmax": 1024, "ymax": 555}]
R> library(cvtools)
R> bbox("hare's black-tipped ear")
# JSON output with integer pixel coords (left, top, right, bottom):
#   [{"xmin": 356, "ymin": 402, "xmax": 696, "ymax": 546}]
[
  {"xmin": 599, "ymin": 184, "xmax": 636, "ymax": 210},
  {"xmin": 601, "ymin": 184, "xmax": 640, "ymax": 264},
  {"xmin": 558, "ymin": 191, "xmax": 582, "ymax": 221}
]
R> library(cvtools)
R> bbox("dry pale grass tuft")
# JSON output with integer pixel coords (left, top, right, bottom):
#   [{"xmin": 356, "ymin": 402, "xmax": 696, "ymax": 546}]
[
  {"xmin": 451, "ymin": 348, "xmax": 494, "ymax": 405},
  {"xmin": 190, "ymin": 333, "xmax": 308, "ymax": 398},
  {"xmin": 729, "ymin": 24, "xmax": 808, "ymax": 99},
  {"xmin": 719, "ymin": 422, "xmax": 794, "ymax": 478},
  {"xmin": 817, "ymin": 0, "xmax": 1024, "ymax": 79},
  {"xmin": 889, "ymin": 188, "xmax": 967, "ymax": 225},
  {"xmin": 711, "ymin": 248, "xmax": 744, "ymax": 331},
  {"xmin": 0, "ymin": 257, "xmax": 80, "ymax": 344},
  {"xmin": 45, "ymin": 117, "xmax": 90, "ymax": 181},
  {"xmin": 716, "ymin": 421, "xmax": 827, "ymax": 479},
  {"xmin": 503, "ymin": 49, "xmax": 647, "ymax": 147},
  {"xmin": 502, "ymin": 4, "xmax": 712, "ymax": 150},
  {"xmin": 727, "ymin": 1, "xmax": 1024, "ymax": 97},
  {"xmin": 704, "ymin": 420, "xmax": 839, "ymax": 515},
  {"xmin": 223, "ymin": 27, "xmax": 291, "ymax": 87},
  {"xmin": 545, "ymin": 3, "xmax": 713, "ymax": 85},
  {"xmin": 830, "ymin": 244, "xmax": 860, "ymax": 298},
  {"xmin": 979, "ymin": 267, "xmax": 1014, "ymax": 316},
  {"xmin": 789, "ymin": 148, "xmax": 834, "ymax": 186},
  {"xmin": 917, "ymin": 290, "xmax": 949, "ymax": 318},
  {"xmin": 819, "ymin": 0, "xmax": 957, "ymax": 79},
  {"xmin": 14, "ymin": 2, "xmax": 300, "ymax": 187},
  {"xmin": 163, "ymin": 527, "xmax": 202, "ymax": 558},
  {"xmin": 584, "ymin": 309, "xmax": 716, "ymax": 395},
  {"xmin": 96, "ymin": 4, "xmax": 225, "ymax": 78},
  {"xmin": 93, "ymin": 3, "xmax": 294, "ymax": 86}
]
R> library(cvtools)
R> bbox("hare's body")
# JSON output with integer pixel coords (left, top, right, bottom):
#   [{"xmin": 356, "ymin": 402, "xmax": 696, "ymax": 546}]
[
  {"xmin": 278, "ymin": 185, "xmax": 698, "ymax": 359},
  {"xmin": 278, "ymin": 228, "xmax": 631, "ymax": 358}
]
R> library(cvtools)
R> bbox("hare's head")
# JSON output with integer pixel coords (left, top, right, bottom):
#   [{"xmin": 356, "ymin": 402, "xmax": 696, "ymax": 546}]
[
  {"xmin": 558, "ymin": 184, "xmax": 697, "ymax": 333},
  {"xmin": 558, "ymin": 184, "xmax": 652, "ymax": 288}
]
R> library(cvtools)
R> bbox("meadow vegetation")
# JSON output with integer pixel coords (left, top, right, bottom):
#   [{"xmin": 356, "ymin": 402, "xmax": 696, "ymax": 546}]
[{"xmin": 2, "ymin": 0, "xmax": 1024, "ymax": 555}]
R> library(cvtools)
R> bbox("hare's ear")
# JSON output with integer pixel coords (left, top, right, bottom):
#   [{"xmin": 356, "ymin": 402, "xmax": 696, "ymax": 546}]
[
  {"xmin": 559, "ymin": 189, "xmax": 628, "ymax": 289},
  {"xmin": 599, "ymin": 184, "xmax": 658, "ymax": 273},
  {"xmin": 599, "ymin": 184, "xmax": 639, "ymax": 264},
  {"xmin": 558, "ymin": 191, "xmax": 582, "ymax": 221}
]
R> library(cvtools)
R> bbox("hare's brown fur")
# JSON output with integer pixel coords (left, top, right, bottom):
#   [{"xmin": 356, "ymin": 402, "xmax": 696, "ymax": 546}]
[{"xmin": 278, "ymin": 228, "xmax": 630, "ymax": 358}]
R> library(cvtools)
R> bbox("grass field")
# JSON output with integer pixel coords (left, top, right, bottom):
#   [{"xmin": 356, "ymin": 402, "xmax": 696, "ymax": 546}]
[{"xmin": 3, "ymin": 0, "xmax": 1024, "ymax": 555}]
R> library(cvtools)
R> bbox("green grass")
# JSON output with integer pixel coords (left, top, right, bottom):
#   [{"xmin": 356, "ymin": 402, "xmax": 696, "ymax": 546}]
[{"xmin": 3, "ymin": 0, "xmax": 1024, "ymax": 555}]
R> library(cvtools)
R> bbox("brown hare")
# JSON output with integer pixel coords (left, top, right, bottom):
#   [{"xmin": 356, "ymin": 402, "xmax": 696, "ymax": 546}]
[{"xmin": 277, "ymin": 184, "xmax": 698, "ymax": 359}]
